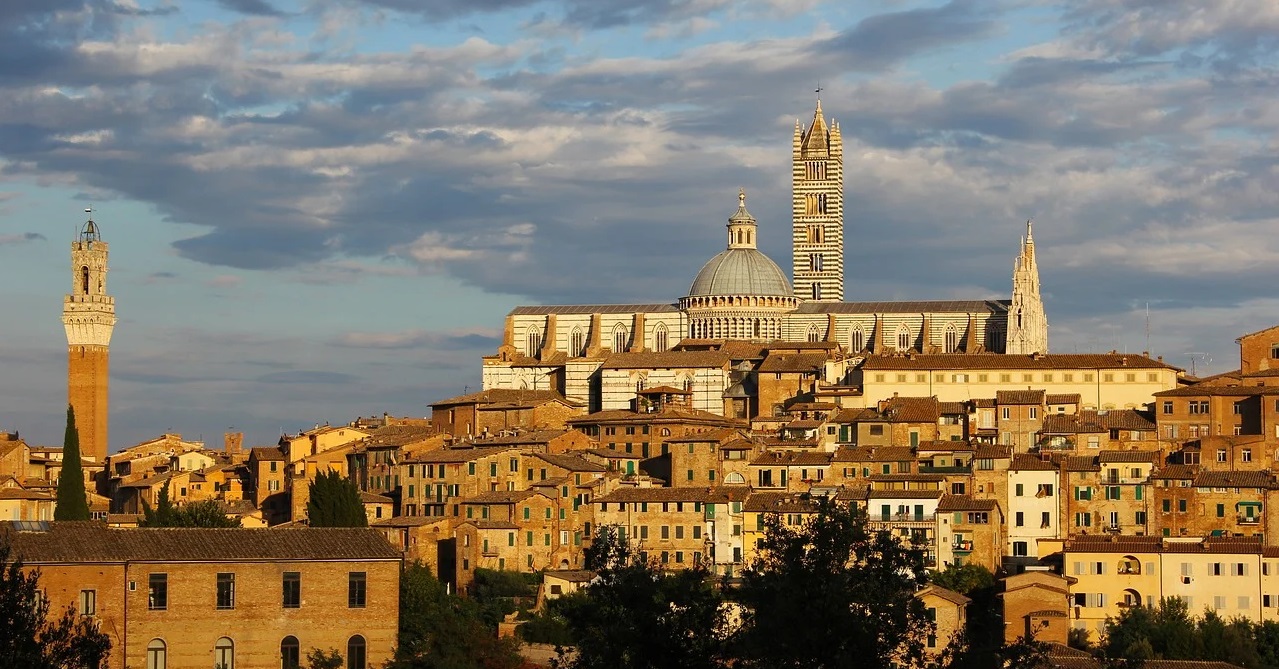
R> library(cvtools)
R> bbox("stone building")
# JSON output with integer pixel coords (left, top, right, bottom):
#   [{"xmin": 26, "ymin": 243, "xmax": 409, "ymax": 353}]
[
  {"xmin": 1000, "ymin": 570, "xmax": 1073, "ymax": 644},
  {"xmin": 62, "ymin": 212, "xmax": 116, "ymax": 463},
  {"xmin": 8, "ymin": 522, "xmax": 401, "ymax": 669}
]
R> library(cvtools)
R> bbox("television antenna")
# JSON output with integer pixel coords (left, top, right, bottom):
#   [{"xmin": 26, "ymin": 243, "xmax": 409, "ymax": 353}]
[{"xmin": 1183, "ymin": 352, "xmax": 1210, "ymax": 377}]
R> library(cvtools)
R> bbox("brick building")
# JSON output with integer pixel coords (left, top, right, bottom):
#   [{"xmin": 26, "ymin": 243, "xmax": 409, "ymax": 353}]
[{"xmin": 8, "ymin": 523, "xmax": 400, "ymax": 669}]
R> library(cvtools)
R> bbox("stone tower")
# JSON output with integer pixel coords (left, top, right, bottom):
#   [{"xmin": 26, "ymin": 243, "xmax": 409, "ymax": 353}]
[
  {"xmin": 1006, "ymin": 220, "xmax": 1048, "ymax": 354},
  {"xmin": 792, "ymin": 100, "xmax": 844, "ymax": 302},
  {"xmin": 62, "ymin": 211, "xmax": 116, "ymax": 463}
]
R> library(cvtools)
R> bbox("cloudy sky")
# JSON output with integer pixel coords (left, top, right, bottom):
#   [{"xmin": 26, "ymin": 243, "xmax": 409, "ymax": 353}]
[{"xmin": 2, "ymin": 0, "xmax": 1277, "ymax": 451}]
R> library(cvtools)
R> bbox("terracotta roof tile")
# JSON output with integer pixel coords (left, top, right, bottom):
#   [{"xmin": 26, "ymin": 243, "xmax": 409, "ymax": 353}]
[
  {"xmin": 867, "ymin": 489, "xmax": 944, "ymax": 500},
  {"xmin": 936, "ymin": 494, "xmax": 997, "ymax": 512},
  {"xmin": 758, "ymin": 353, "xmax": 829, "ymax": 373},
  {"xmin": 880, "ymin": 396, "xmax": 941, "ymax": 423},
  {"xmin": 1010, "ymin": 453, "xmax": 1057, "ymax": 471},
  {"xmin": 6, "ymin": 523, "xmax": 401, "ymax": 562},
  {"xmin": 1097, "ymin": 450, "xmax": 1159, "ymax": 464},
  {"xmin": 1151, "ymin": 464, "xmax": 1199, "ymax": 480},
  {"xmin": 1192, "ymin": 470, "xmax": 1277, "ymax": 489},
  {"xmin": 595, "ymin": 487, "xmax": 751, "ymax": 504},
  {"xmin": 997, "ymin": 389, "xmax": 1046, "ymax": 405},
  {"xmin": 1092, "ymin": 409, "xmax": 1156, "ymax": 431},
  {"xmin": 861, "ymin": 353, "xmax": 1177, "ymax": 371},
  {"xmin": 832, "ymin": 446, "xmax": 916, "ymax": 463},
  {"xmin": 431, "ymin": 388, "xmax": 574, "ymax": 407},
  {"xmin": 1046, "ymin": 394, "xmax": 1082, "ymax": 405},
  {"xmin": 248, "ymin": 446, "xmax": 285, "ymax": 461},
  {"xmin": 530, "ymin": 452, "xmax": 607, "ymax": 472},
  {"xmin": 749, "ymin": 451, "xmax": 834, "ymax": 466},
  {"xmin": 407, "ymin": 446, "xmax": 519, "ymax": 463},
  {"xmin": 743, "ymin": 492, "xmax": 822, "ymax": 513}
]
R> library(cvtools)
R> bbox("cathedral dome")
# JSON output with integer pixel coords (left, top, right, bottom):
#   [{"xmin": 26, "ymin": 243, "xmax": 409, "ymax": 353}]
[
  {"xmin": 686, "ymin": 189, "xmax": 794, "ymax": 299},
  {"xmin": 687, "ymin": 248, "xmax": 793, "ymax": 298}
]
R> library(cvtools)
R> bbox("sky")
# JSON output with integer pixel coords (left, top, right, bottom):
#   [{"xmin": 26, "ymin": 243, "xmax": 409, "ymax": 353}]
[{"xmin": 2, "ymin": 0, "xmax": 1278, "ymax": 452}]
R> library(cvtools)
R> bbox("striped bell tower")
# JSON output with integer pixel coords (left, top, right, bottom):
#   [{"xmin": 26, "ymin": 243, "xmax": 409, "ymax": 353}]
[{"xmin": 792, "ymin": 100, "xmax": 844, "ymax": 302}]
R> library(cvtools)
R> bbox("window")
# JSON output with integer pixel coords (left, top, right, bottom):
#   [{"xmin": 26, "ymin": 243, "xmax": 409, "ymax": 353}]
[
  {"xmin": 1217, "ymin": 449, "xmax": 1227, "ymax": 463},
  {"xmin": 281, "ymin": 637, "xmax": 300, "ymax": 669},
  {"xmin": 349, "ymin": 572, "xmax": 367, "ymax": 608},
  {"xmin": 850, "ymin": 327, "xmax": 864, "ymax": 352},
  {"xmin": 215, "ymin": 637, "xmax": 234, "ymax": 669},
  {"xmin": 1015, "ymin": 483, "xmax": 1024, "ymax": 497},
  {"xmin": 79, "ymin": 589, "xmax": 96, "ymax": 616},
  {"xmin": 1029, "ymin": 407, "xmax": 1038, "ymax": 420},
  {"xmin": 1244, "ymin": 449, "xmax": 1253, "ymax": 462},
  {"xmin": 897, "ymin": 327, "xmax": 911, "ymax": 351},
  {"xmin": 1002, "ymin": 407, "xmax": 1011, "ymax": 420},
  {"xmin": 570, "ymin": 328, "xmax": 585, "ymax": 356},
  {"xmin": 1015, "ymin": 512, "xmax": 1024, "ymax": 527},
  {"xmin": 283, "ymin": 572, "xmax": 301, "ymax": 608},
  {"xmin": 147, "ymin": 639, "xmax": 167, "ymax": 669},
  {"xmin": 216, "ymin": 573, "xmax": 235, "ymax": 610},
  {"xmin": 148, "ymin": 573, "xmax": 167, "ymax": 610},
  {"xmin": 347, "ymin": 635, "xmax": 367, "ymax": 669}
]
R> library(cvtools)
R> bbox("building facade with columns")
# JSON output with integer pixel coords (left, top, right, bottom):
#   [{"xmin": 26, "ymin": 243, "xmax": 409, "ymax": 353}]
[{"xmin": 481, "ymin": 103, "xmax": 1049, "ymax": 417}]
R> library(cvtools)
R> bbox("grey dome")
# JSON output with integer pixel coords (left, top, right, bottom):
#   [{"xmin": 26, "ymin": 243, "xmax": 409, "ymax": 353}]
[{"xmin": 687, "ymin": 248, "xmax": 793, "ymax": 297}]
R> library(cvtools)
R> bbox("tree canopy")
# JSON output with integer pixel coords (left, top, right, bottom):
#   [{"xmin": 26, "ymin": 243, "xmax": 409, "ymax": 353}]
[
  {"xmin": 307, "ymin": 469, "xmax": 367, "ymax": 527},
  {"xmin": 734, "ymin": 500, "xmax": 934, "ymax": 669},
  {"xmin": 53, "ymin": 405, "xmax": 90, "ymax": 521},
  {"xmin": 387, "ymin": 561, "xmax": 522, "ymax": 669},
  {"xmin": 0, "ymin": 533, "xmax": 111, "ymax": 669},
  {"xmin": 555, "ymin": 525, "xmax": 731, "ymax": 669},
  {"xmin": 1099, "ymin": 597, "xmax": 1278, "ymax": 668},
  {"xmin": 140, "ymin": 482, "xmax": 241, "ymax": 527}
]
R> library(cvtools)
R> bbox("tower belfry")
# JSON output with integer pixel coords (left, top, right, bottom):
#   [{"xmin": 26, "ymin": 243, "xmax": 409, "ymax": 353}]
[
  {"xmin": 792, "ymin": 99, "xmax": 844, "ymax": 302},
  {"xmin": 62, "ymin": 209, "xmax": 116, "ymax": 462},
  {"xmin": 1006, "ymin": 219, "xmax": 1048, "ymax": 354}
]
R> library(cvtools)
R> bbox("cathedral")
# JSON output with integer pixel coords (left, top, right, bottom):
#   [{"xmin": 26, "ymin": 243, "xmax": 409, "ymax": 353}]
[{"xmin": 481, "ymin": 102, "xmax": 1048, "ymax": 416}]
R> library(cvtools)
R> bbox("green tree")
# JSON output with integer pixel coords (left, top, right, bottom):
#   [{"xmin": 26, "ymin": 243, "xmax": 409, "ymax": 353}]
[
  {"xmin": 929, "ymin": 563, "xmax": 996, "ymax": 595},
  {"xmin": 734, "ymin": 500, "xmax": 933, "ymax": 669},
  {"xmin": 307, "ymin": 469, "xmax": 367, "ymax": 527},
  {"xmin": 171, "ymin": 500, "xmax": 242, "ymax": 528},
  {"xmin": 53, "ymin": 405, "xmax": 90, "ymax": 521},
  {"xmin": 555, "ymin": 525, "xmax": 730, "ymax": 669},
  {"xmin": 305, "ymin": 648, "xmax": 343, "ymax": 669},
  {"xmin": 470, "ymin": 568, "xmax": 537, "ymax": 628},
  {"xmin": 0, "ymin": 533, "xmax": 111, "ymax": 668},
  {"xmin": 388, "ymin": 560, "xmax": 522, "ymax": 669},
  {"xmin": 140, "ymin": 479, "xmax": 177, "ymax": 527}
]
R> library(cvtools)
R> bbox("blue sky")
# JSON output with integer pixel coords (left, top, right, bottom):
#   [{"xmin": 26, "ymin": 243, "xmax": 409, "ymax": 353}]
[{"xmin": 2, "ymin": 0, "xmax": 1279, "ymax": 451}]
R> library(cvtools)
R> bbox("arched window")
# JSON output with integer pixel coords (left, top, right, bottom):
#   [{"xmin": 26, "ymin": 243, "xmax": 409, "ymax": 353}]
[
  {"xmin": 661, "ymin": 428, "xmax": 671, "ymax": 437},
  {"xmin": 944, "ymin": 324, "xmax": 959, "ymax": 353},
  {"xmin": 570, "ymin": 327, "xmax": 584, "ymax": 357},
  {"xmin": 612, "ymin": 325, "xmax": 628, "ymax": 353},
  {"xmin": 215, "ymin": 637, "xmax": 234, "ymax": 669},
  {"xmin": 525, "ymin": 327, "xmax": 541, "ymax": 357},
  {"xmin": 81, "ymin": 266, "xmax": 90, "ymax": 294},
  {"xmin": 146, "ymin": 639, "xmax": 166, "ymax": 669},
  {"xmin": 850, "ymin": 326, "xmax": 864, "ymax": 352},
  {"xmin": 655, "ymin": 324, "xmax": 668, "ymax": 352},
  {"xmin": 897, "ymin": 326, "xmax": 911, "ymax": 351},
  {"xmin": 281, "ymin": 636, "xmax": 300, "ymax": 669},
  {"xmin": 347, "ymin": 635, "xmax": 366, "ymax": 669},
  {"xmin": 807, "ymin": 324, "xmax": 821, "ymax": 343},
  {"xmin": 724, "ymin": 472, "xmax": 746, "ymax": 485}
]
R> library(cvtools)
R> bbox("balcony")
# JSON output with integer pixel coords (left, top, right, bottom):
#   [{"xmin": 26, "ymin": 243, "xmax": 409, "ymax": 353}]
[
  {"xmin": 1238, "ymin": 515, "xmax": 1261, "ymax": 525},
  {"xmin": 951, "ymin": 540, "xmax": 973, "ymax": 552}
]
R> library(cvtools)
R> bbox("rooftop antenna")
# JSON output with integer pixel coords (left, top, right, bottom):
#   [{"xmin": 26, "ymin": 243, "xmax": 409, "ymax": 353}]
[{"xmin": 1183, "ymin": 352, "xmax": 1210, "ymax": 377}]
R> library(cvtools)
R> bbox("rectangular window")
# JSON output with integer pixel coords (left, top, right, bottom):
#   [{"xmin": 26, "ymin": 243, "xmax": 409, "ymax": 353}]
[
  {"xmin": 148, "ymin": 573, "xmax": 167, "ymax": 611},
  {"xmin": 79, "ymin": 589, "xmax": 96, "ymax": 616},
  {"xmin": 1015, "ymin": 512, "xmax": 1024, "ymax": 527},
  {"xmin": 283, "ymin": 572, "xmax": 301, "ymax": 608},
  {"xmin": 216, "ymin": 572, "xmax": 235, "ymax": 610},
  {"xmin": 1179, "ymin": 499, "xmax": 1187, "ymax": 513},
  {"xmin": 349, "ymin": 572, "xmax": 367, "ymax": 608},
  {"xmin": 1015, "ymin": 483, "xmax": 1024, "ymax": 497}
]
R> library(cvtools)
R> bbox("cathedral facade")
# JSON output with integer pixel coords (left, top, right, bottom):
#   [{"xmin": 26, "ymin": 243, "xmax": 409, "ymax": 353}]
[{"xmin": 481, "ymin": 103, "xmax": 1047, "ymax": 416}]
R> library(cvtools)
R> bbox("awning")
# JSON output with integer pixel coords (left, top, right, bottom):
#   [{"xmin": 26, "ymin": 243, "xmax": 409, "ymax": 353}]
[{"xmin": 1236, "ymin": 501, "xmax": 1263, "ymax": 507}]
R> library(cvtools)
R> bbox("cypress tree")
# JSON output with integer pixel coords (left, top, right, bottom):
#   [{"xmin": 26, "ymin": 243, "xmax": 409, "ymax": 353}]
[
  {"xmin": 53, "ymin": 405, "xmax": 90, "ymax": 521},
  {"xmin": 307, "ymin": 470, "xmax": 367, "ymax": 527}
]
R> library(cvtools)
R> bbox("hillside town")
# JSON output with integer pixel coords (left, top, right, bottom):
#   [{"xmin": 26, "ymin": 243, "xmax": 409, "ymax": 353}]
[{"xmin": 7, "ymin": 101, "xmax": 1279, "ymax": 669}]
